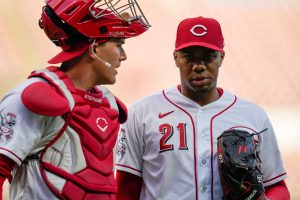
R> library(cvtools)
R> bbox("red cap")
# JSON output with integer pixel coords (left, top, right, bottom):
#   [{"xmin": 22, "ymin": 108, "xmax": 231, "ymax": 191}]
[
  {"xmin": 48, "ymin": 39, "xmax": 107, "ymax": 64},
  {"xmin": 175, "ymin": 16, "xmax": 224, "ymax": 52}
]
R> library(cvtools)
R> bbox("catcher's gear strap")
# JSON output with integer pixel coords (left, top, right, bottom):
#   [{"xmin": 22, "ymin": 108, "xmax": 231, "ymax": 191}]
[
  {"xmin": 265, "ymin": 181, "xmax": 290, "ymax": 200},
  {"xmin": 115, "ymin": 96, "xmax": 127, "ymax": 124},
  {"xmin": 21, "ymin": 81, "xmax": 70, "ymax": 116}
]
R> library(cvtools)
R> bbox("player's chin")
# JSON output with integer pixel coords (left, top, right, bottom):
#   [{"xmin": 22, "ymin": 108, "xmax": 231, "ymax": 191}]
[
  {"xmin": 193, "ymin": 87, "xmax": 210, "ymax": 94},
  {"xmin": 103, "ymin": 76, "xmax": 117, "ymax": 85},
  {"xmin": 109, "ymin": 77, "xmax": 117, "ymax": 85},
  {"xmin": 190, "ymin": 82, "xmax": 211, "ymax": 92}
]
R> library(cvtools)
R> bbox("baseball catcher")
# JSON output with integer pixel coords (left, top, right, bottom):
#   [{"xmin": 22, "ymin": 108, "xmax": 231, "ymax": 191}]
[
  {"xmin": 0, "ymin": 0, "xmax": 150, "ymax": 199},
  {"xmin": 217, "ymin": 129, "xmax": 266, "ymax": 200}
]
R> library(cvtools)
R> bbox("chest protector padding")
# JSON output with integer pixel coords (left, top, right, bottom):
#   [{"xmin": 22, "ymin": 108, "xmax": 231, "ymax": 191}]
[{"xmin": 27, "ymin": 66, "xmax": 127, "ymax": 200}]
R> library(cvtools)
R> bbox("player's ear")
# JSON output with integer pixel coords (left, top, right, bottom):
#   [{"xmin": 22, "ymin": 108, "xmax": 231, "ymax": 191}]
[
  {"xmin": 219, "ymin": 51, "xmax": 225, "ymax": 66},
  {"xmin": 173, "ymin": 50, "xmax": 180, "ymax": 68},
  {"xmin": 89, "ymin": 42, "xmax": 98, "ymax": 59},
  {"xmin": 221, "ymin": 51, "xmax": 225, "ymax": 59}
]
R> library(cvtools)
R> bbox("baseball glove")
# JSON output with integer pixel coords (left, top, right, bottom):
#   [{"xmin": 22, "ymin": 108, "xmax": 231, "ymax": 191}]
[{"xmin": 217, "ymin": 129, "xmax": 265, "ymax": 200}]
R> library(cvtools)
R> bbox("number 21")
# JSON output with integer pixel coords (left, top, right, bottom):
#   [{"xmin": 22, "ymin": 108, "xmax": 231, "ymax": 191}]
[{"xmin": 159, "ymin": 123, "xmax": 188, "ymax": 152}]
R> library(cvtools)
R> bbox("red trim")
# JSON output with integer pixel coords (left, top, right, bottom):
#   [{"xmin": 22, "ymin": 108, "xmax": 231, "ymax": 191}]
[
  {"xmin": 210, "ymin": 95, "xmax": 237, "ymax": 199},
  {"xmin": 115, "ymin": 164, "xmax": 142, "ymax": 174},
  {"xmin": 42, "ymin": 162, "xmax": 116, "ymax": 192},
  {"xmin": 264, "ymin": 173, "xmax": 287, "ymax": 184},
  {"xmin": 0, "ymin": 147, "xmax": 22, "ymax": 163},
  {"xmin": 217, "ymin": 88, "xmax": 224, "ymax": 97},
  {"xmin": 162, "ymin": 89, "xmax": 198, "ymax": 200}
]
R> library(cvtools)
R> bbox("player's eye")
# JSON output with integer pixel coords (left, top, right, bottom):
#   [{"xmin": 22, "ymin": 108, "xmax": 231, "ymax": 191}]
[
  {"xmin": 118, "ymin": 44, "xmax": 125, "ymax": 54},
  {"xmin": 184, "ymin": 54, "xmax": 196, "ymax": 62},
  {"xmin": 203, "ymin": 52, "xmax": 218, "ymax": 63}
]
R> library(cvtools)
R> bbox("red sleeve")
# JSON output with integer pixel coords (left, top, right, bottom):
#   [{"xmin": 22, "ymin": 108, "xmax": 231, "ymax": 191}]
[
  {"xmin": 0, "ymin": 154, "xmax": 17, "ymax": 200},
  {"xmin": 116, "ymin": 170, "xmax": 143, "ymax": 200},
  {"xmin": 265, "ymin": 180, "xmax": 290, "ymax": 200}
]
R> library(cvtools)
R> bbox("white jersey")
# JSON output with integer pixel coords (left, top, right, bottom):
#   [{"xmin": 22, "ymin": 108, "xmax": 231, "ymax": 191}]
[
  {"xmin": 0, "ymin": 78, "xmax": 62, "ymax": 200},
  {"xmin": 116, "ymin": 86, "xmax": 287, "ymax": 200}
]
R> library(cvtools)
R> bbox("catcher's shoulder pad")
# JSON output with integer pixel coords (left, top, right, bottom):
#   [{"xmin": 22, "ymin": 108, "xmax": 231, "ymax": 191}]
[
  {"xmin": 21, "ymin": 81, "xmax": 70, "ymax": 116},
  {"xmin": 115, "ymin": 96, "xmax": 128, "ymax": 124}
]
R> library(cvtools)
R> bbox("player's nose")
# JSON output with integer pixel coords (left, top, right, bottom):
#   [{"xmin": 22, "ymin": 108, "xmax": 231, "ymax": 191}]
[
  {"xmin": 192, "ymin": 63, "xmax": 206, "ymax": 72},
  {"xmin": 120, "ymin": 50, "xmax": 127, "ymax": 61}
]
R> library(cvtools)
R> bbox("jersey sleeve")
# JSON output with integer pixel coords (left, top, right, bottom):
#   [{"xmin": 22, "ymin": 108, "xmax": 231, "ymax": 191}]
[
  {"xmin": 259, "ymin": 116, "xmax": 288, "ymax": 187},
  {"xmin": 115, "ymin": 106, "xmax": 144, "ymax": 177},
  {"xmin": 0, "ymin": 92, "xmax": 45, "ymax": 166}
]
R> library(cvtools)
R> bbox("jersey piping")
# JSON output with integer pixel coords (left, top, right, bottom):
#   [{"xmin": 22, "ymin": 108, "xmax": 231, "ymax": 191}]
[
  {"xmin": 162, "ymin": 89, "xmax": 199, "ymax": 200},
  {"xmin": 209, "ymin": 95, "xmax": 237, "ymax": 199}
]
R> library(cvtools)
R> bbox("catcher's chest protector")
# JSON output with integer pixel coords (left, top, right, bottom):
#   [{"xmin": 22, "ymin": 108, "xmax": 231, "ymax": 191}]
[{"xmin": 29, "ymin": 67, "xmax": 124, "ymax": 200}]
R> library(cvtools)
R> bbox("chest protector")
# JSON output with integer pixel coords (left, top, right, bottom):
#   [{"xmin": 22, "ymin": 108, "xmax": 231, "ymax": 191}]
[{"xmin": 22, "ymin": 66, "xmax": 127, "ymax": 200}]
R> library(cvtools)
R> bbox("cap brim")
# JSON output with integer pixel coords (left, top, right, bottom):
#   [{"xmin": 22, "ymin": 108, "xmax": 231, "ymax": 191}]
[
  {"xmin": 175, "ymin": 42, "xmax": 224, "ymax": 52},
  {"xmin": 48, "ymin": 44, "xmax": 89, "ymax": 64}
]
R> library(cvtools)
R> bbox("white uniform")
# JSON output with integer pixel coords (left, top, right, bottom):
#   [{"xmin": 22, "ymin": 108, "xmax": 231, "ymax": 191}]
[
  {"xmin": 116, "ymin": 86, "xmax": 287, "ymax": 200},
  {"xmin": 0, "ymin": 78, "xmax": 62, "ymax": 200}
]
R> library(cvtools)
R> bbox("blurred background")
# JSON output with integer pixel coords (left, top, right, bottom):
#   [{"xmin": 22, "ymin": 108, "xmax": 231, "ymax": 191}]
[{"xmin": 0, "ymin": 0, "xmax": 299, "ymax": 199}]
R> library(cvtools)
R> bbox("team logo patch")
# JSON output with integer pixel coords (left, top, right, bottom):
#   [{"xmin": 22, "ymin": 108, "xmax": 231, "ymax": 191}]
[
  {"xmin": 0, "ymin": 110, "xmax": 16, "ymax": 143},
  {"xmin": 116, "ymin": 128, "xmax": 127, "ymax": 160}
]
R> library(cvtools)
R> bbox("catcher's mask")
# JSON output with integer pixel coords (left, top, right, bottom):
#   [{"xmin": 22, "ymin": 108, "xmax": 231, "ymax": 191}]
[{"xmin": 39, "ymin": 0, "xmax": 150, "ymax": 63}]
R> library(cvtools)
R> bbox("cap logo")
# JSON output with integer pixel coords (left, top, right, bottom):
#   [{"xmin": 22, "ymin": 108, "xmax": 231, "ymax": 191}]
[{"xmin": 190, "ymin": 24, "xmax": 207, "ymax": 37}]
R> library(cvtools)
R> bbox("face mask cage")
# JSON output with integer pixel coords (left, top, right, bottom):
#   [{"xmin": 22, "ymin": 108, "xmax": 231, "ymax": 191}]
[{"xmin": 89, "ymin": 0, "xmax": 151, "ymax": 28}]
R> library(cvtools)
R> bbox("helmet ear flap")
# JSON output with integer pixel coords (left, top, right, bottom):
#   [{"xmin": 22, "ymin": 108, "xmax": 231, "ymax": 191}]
[{"xmin": 40, "ymin": 5, "xmax": 87, "ymax": 51}]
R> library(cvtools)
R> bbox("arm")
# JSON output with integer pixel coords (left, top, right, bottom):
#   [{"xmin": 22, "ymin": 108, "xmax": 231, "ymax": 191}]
[
  {"xmin": 265, "ymin": 180, "xmax": 290, "ymax": 200},
  {"xmin": 0, "ymin": 155, "xmax": 17, "ymax": 200},
  {"xmin": 258, "ymin": 117, "xmax": 289, "ymax": 200},
  {"xmin": 116, "ymin": 170, "xmax": 143, "ymax": 200}
]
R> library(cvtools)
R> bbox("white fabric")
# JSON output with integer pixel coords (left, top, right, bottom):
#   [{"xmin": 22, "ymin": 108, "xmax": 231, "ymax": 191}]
[
  {"xmin": 116, "ymin": 86, "xmax": 287, "ymax": 200},
  {"xmin": 42, "ymin": 126, "xmax": 87, "ymax": 192},
  {"xmin": 0, "ymin": 78, "xmax": 63, "ymax": 200}
]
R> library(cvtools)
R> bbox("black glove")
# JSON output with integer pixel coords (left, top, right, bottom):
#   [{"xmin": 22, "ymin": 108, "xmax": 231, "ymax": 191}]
[{"xmin": 217, "ymin": 129, "xmax": 265, "ymax": 200}]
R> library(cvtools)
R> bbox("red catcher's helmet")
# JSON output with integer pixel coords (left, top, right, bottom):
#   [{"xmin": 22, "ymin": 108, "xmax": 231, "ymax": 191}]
[{"xmin": 39, "ymin": 0, "xmax": 150, "ymax": 63}]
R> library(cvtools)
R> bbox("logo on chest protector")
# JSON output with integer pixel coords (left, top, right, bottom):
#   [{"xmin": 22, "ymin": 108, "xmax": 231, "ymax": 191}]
[{"xmin": 96, "ymin": 117, "xmax": 108, "ymax": 132}]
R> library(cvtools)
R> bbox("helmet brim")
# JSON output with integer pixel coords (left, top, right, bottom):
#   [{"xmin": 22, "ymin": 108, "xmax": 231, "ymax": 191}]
[{"xmin": 48, "ymin": 43, "xmax": 89, "ymax": 64}]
